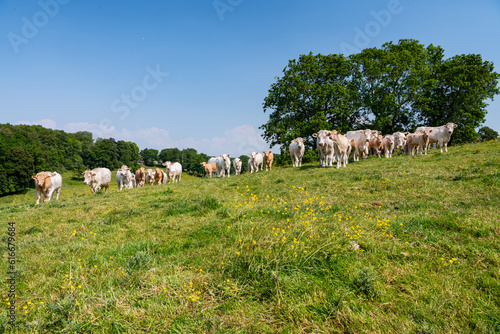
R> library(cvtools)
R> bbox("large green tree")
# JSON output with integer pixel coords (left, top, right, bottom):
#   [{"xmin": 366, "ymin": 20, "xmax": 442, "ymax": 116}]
[
  {"xmin": 418, "ymin": 54, "xmax": 499, "ymax": 143},
  {"xmin": 260, "ymin": 39, "xmax": 499, "ymax": 152},
  {"xmin": 261, "ymin": 52, "xmax": 357, "ymax": 149},
  {"xmin": 351, "ymin": 39, "xmax": 444, "ymax": 134}
]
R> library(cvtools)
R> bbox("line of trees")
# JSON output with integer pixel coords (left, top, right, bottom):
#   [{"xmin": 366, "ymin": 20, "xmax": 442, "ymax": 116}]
[
  {"xmin": 260, "ymin": 39, "xmax": 499, "ymax": 154},
  {"xmin": 0, "ymin": 123, "xmax": 253, "ymax": 196},
  {"xmin": 0, "ymin": 124, "xmax": 140, "ymax": 196},
  {"xmin": 140, "ymin": 147, "xmax": 251, "ymax": 176}
]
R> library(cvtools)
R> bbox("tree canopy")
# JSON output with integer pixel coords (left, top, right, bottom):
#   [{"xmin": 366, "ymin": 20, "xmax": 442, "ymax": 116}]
[{"xmin": 260, "ymin": 39, "xmax": 499, "ymax": 149}]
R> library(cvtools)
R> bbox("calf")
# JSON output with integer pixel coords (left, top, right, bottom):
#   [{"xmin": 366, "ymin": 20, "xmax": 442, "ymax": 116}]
[
  {"xmin": 345, "ymin": 130, "xmax": 370, "ymax": 162},
  {"xmin": 248, "ymin": 152, "xmax": 263, "ymax": 173},
  {"xmin": 116, "ymin": 165, "xmax": 134, "ymax": 190},
  {"xmin": 407, "ymin": 130, "xmax": 433, "ymax": 155},
  {"xmin": 262, "ymin": 150, "xmax": 274, "ymax": 171},
  {"xmin": 232, "ymin": 158, "xmax": 242, "ymax": 175},
  {"xmin": 135, "ymin": 167, "xmax": 146, "ymax": 187},
  {"xmin": 329, "ymin": 130, "xmax": 349, "ymax": 168},
  {"xmin": 312, "ymin": 130, "xmax": 335, "ymax": 167},
  {"xmin": 382, "ymin": 135, "xmax": 395, "ymax": 158},
  {"xmin": 83, "ymin": 167, "xmax": 111, "ymax": 193},
  {"xmin": 154, "ymin": 167, "xmax": 164, "ymax": 185},
  {"xmin": 32, "ymin": 171, "xmax": 62, "ymax": 204},
  {"xmin": 200, "ymin": 162, "xmax": 217, "ymax": 178},
  {"xmin": 392, "ymin": 132, "xmax": 408, "ymax": 154},
  {"xmin": 163, "ymin": 161, "xmax": 182, "ymax": 183},
  {"xmin": 215, "ymin": 154, "xmax": 231, "ymax": 178},
  {"xmin": 289, "ymin": 137, "xmax": 306, "ymax": 167},
  {"xmin": 145, "ymin": 169, "xmax": 155, "ymax": 185},
  {"xmin": 369, "ymin": 135, "xmax": 384, "ymax": 158}
]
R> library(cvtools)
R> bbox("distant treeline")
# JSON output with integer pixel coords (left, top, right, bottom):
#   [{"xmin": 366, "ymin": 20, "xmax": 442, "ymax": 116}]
[
  {"xmin": 0, "ymin": 123, "xmax": 252, "ymax": 196},
  {"xmin": 139, "ymin": 147, "xmax": 251, "ymax": 177}
]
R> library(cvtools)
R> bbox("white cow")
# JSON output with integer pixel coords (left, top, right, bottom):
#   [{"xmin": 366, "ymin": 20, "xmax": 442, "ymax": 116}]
[
  {"xmin": 215, "ymin": 154, "xmax": 231, "ymax": 177},
  {"xmin": 163, "ymin": 161, "xmax": 182, "ymax": 183},
  {"xmin": 345, "ymin": 131, "xmax": 371, "ymax": 162},
  {"xmin": 393, "ymin": 132, "xmax": 408, "ymax": 154},
  {"xmin": 289, "ymin": 137, "xmax": 306, "ymax": 167},
  {"xmin": 346, "ymin": 129, "xmax": 379, "ymax": 158},
  {"xmin": 312, "ymin": 130, "xmax": 335, "ymax": 167},
  {"xmin": 233, "ymin": 158, "xmax": 242, "ymax": 175},
  {"xmin": 207, "ymin": 157, "xmax": 218, "ymax": 164},
  {"xmin": 248, "ymin": 152, "xmax": 263, "ymax": 173},
  {"xmin": 82, "ymin": 168, "xmax": 111, "ymax": 193},
  {"xmin": 116, "ymin": 165, "xmax": 134, "ymax": 190},
  {"xmin": 329, "ymin": 130, "xmax": 349, "ymax": 168},
  {"xmin": 415, "ymin": 123, "xmax": 457, "ymax": 153},
  {"xmin": 145, "ymin": 169, "xmax": 155, "ymax": 185},
  {"xmin": 382, "ymin": 135, "xmax": 395, "ymax": 158},
  {"xmin": 32, "ymin": 171, "xmax": 62, "ymax": 204}
]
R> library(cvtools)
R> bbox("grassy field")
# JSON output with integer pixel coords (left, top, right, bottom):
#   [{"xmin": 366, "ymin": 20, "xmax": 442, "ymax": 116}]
[{"xmin": 1, "ymin": 141, "xmax": 499, "ymax": 333}]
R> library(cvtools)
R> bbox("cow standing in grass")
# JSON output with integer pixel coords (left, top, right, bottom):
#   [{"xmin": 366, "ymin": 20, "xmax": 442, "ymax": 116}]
[
  {"xmin": 82, "ymin": 168, "xmax": 111, "ymax": 193},
  {"xmin": 407, "ymin": 130, "xmax": 433, "ymax": 155},
  {"xmin": 135, "ymin": 167, "xmax": 146, "ymax": 187},
  {"xmin": 312, "ymin": 130, "xmax": 335, "ymax": 167},
  {"xmin": 262, "ymin": 150, "xmax": 274, "ymax": 171},
  {"xmin": 32, "ymin": 171, "xmax": 62, "ymax": 204},
  {"xmin": 329, "ymin": 130, "xmax": 350, "ymax": 168},
  {"xmin": 289, "ymin": 137, "xmax": 306, "ymax": 167},
  {"xmin": 415, "ymin": 123, "xmax": 458, "ymax": 153},
  {"xmin": 117, "ymin": 165, "xmax": 134, "ymax": 190},
  {"xmin": 248, "ymin": 152, "xmax": 263, "ymax": 173},
  {"xmin": 163, "ymin": 161, "xmax": 182, "ymax": 183},
  {"xmin": 233, "ymin": 158, "xmax": 242, "ymax": 175}
]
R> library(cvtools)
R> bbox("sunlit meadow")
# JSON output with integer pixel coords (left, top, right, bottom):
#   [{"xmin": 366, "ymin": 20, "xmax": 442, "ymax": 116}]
[{"xmin": 1, "ymin": 141, "xmax": 499, "ymax": 333}]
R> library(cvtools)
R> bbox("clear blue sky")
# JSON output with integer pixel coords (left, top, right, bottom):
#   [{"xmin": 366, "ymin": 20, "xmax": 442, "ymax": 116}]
[{"xmin": 1, "ymin": 0, "xmax": 499, "ymax": 156}]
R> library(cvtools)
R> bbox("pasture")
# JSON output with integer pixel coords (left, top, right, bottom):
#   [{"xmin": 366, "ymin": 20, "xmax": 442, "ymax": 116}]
[{"xmin": 0, "ymin": 141, "xmax": 499, "ymax": 333}]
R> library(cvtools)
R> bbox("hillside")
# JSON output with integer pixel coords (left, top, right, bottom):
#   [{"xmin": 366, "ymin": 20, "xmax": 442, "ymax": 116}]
[{"xmin": 1, "ymin": 141, "xmax": 499, "ymax": 333}]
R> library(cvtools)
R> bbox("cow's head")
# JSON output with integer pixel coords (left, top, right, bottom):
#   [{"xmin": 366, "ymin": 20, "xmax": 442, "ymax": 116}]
[
  {"xmin": 82, "ymin": 170, "xmax": 92, "ymax": 185},
  {"xmin": 314, "ymin": 130, "xmax": 331, "ymax": 146},
  {"xmin": 444, "ymin": 123, "xmax": 457, "ymax": 134},
  {"xmin": 32, "ymin": 172, "xmax": 51, "ymax": 188}
]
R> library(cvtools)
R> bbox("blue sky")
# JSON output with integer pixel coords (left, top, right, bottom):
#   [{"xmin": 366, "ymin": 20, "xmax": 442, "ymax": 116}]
[{"xmin": 1, "ymin": 0, "xmax": 499, "ymax": 156}]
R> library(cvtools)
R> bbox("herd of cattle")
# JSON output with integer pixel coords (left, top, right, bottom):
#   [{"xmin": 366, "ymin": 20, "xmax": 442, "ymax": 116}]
[{"xmin": 31, "ymin": 123, "xmax": 457, "ymax": 204}]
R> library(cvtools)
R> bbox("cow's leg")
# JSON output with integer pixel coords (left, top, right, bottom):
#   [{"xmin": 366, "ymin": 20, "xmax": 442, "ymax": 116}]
[{"xmin": 35, "ymin": 190, "xmax": 41, "ymax": 205}]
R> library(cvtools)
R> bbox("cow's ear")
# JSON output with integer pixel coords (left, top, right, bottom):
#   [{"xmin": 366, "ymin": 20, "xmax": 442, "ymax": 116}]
[
  {"xmin": 453, "ymin": 123, "xmax": 457, "ymax": 128},
  {"xmin": 118, "ymin": 169, "xmax": 121, "ymax": 172},
  {"xmin": 32, "ymin": 176, "xmax": 37, "ymax": 180},
  {"xmin": 429, "ymin": 130, "xmax": 432, "ymax": 133},
  {"xmin": 359, "ymin": 130, "xmax": 364, "ymax": 134},
  {"xmin": 312, "ymin": 133, "xmax": 317, "ymax": 138},
  {"xmin": 301, "ymin": 138, "xmax": 306, "ymax": 142},
  {"xmin": 92, "ymin": 173, "xmax": 96, "ymax": 176}
]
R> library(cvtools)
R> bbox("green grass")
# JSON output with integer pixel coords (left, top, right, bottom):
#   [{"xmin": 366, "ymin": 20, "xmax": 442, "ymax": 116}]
[{"xmin": 1, "ymin": 141, "xmax": 499, "ymax": 333}]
